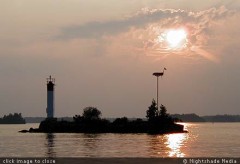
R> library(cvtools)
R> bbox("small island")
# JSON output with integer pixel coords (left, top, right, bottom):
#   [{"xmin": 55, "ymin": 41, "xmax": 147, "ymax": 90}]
[
  {"xmin": 0, "ymin": 113, "xmax": 26, "ymax": 124},
  {"xmin": 21, "ymin": 100, "xmax": 187, "ymax": 134}
]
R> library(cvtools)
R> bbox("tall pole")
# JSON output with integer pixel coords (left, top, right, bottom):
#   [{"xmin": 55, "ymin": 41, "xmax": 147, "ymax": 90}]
[{"xmin": 153, "ymin": 70, "xmax": 165, "ymax": 110}]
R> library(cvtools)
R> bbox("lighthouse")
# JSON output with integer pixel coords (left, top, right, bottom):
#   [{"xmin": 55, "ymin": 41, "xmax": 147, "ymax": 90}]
[{"xmin": 46, "ymin": 76, "xmax": 55, "ymax": 118}]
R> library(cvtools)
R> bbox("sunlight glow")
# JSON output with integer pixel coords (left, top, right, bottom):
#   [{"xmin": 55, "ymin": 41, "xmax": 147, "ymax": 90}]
[
  {"xmin": 165, "ymin": 134, "xmax": 187, "ymax": 157},
  {"xmin": 166, "ymin": 29, "xmax": 187, "ymax": 48}
]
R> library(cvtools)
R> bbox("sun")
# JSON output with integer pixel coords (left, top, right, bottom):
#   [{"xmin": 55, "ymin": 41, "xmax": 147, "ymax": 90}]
[{"xmin": 166, "ymin": 29, "xmax": 187, "ymax": 48}]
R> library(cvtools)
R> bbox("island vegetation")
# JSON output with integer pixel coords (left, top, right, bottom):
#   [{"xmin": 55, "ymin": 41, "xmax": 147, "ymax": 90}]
[
  {"xmin": 22, "ymin": 99, "xmax": 186, "ymax": 134},
  {"xmin": 0, "ymin": 113, "xmax": 26, "ymax": 124},
  {"xmin": 23, "ymin": 114, "xmax": 240, "ymax": 123}
]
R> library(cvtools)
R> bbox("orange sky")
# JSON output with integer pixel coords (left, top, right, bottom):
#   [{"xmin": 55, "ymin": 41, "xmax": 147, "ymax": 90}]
[{"xmin": 0, "ymin": 0, "xmax": 240, "ymax": 117}]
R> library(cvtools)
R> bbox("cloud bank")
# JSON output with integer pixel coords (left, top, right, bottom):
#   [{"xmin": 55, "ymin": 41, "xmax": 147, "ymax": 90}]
[
  {"xmin": 57, "ymin": 6, "xmax": 237, "ymax": 62},
  {"xmin": 59, "ymin": 6, "xmax": 232, "ymax": 39}
]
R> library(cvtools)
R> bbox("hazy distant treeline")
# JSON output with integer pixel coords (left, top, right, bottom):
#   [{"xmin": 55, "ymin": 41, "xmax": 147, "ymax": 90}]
[
  {"xmin": 171, "ymin": 114, "xmax": 240, "ymax": 122},
  {"xmin": 24, "ymin": 114, "xmax": 240, "ymax": 123},
  {"xmin": 171, "ymin": 113, "xmax": 205, "ymax": 122},
  {"xmin": 25, "ymin": 117, "xmax": 73, "ymax": 123},
  {"xmin": 202, "ymin": 115, "xmax": 240, "ymax": 122},
  {"xmin": 0, "ymin": 113, "xmax": 25, "ymax": 124}
]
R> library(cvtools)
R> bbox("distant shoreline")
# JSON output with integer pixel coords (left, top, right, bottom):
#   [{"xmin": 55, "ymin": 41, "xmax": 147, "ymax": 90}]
[
  {"xmin": 24, "ymin": 114, "xmax": 240, "ymax": 123},
  {"xmin": 0, "ymin": 113, "xmax": 26, "ymax": 124}
]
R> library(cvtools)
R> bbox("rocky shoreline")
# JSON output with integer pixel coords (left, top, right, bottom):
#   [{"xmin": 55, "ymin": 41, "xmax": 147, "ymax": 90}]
[{"xmin": 20, "ymin": 118, "xmax": 187, "ymax": 134}]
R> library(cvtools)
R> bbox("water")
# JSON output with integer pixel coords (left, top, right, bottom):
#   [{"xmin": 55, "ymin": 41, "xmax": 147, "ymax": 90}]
[{"xmin": 0, "ymin": 123, "xmax": 239, "ymax": 157}]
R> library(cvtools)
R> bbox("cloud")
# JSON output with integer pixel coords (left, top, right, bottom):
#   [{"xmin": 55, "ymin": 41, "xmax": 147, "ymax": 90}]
[
  {"xmin": 190, "ymin": 46, "xmax": 220, "ymax": 63},
  {"xmin": 58, "ymin": 6, "xmax": 233, "ymax": 39},
  {"xmin": 58, "ymin": 8, "xmax": 188, "ymax": 39},
  {"xmin": 55, "ymin": 6, "xmax": 239, "ymax": 62}
]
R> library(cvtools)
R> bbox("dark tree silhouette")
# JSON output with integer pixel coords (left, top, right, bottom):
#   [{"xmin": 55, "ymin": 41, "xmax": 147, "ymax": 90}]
[
  {"xmin": 113, "ymin": 117, "xmax": 129, "ymax": 125},
  {"xmin": 27, "ymin": 103, "xmax": 185, "ymax": 134},
  {"xmin": 73, "ymin": 115, "xmax": 82, "ymax": 123},
  {"xmin": 146, "ymin": 99, "xmax": 158, "ymax": 121},
  {"xmin": 159, "ymin": 104, "xmax": 168, "ymax": 117},
  {"xmin": 0, "ymin": 113, "xmax": 25, "ymax": 124},
  {"xmin": 82, "ymin": 107, "xmax": 101, "ymax": 120},
  {"xmin": 158, "ymin": 104, "xmax": 173, "ymax": 124}
]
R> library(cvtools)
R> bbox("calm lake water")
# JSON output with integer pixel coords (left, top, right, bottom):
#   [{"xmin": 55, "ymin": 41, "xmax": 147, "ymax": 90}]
[{"xmin": 0, "ymin": 123, "xmax": 239, "ymax": 157}]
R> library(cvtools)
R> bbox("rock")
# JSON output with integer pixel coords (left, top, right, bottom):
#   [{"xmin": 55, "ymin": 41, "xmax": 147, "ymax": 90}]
[{"xmin": 19, "ymin": 130, "xmax": 28, "ymax": 133}]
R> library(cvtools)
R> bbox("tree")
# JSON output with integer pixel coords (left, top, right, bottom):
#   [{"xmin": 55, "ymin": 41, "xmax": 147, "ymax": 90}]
[
  {"xmin": 146, "ymin": 99, "xmax": 158, "ymax": 121},
  {"xmin": 0, "ymin": 113, "xmax": 25, "ymax": 124},
  {"xmin": 113, "ymin": 117, "xmax": 129, "ymax": 125},
  {"xmin": 82, "ymin": 107, "xmax": 102, "ymax": 120},
  {"xmin": 158, "ymin": 104, "xmax": 173, "ymax": 124},
  {"xmin": 73, "ymin": 115, "xmax": 82, "ymax": 123},
  {"xmin": 159, "ymin": 104, "xmax": 168, "ymax": 117}
]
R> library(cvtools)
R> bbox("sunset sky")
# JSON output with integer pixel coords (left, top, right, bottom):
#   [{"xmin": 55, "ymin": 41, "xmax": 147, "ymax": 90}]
[{"xmin": 1, "ymin": 0, "xmax": 240, "ymax": 117}]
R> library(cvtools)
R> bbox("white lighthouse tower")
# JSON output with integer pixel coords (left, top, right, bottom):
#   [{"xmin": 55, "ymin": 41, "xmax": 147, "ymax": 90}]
[{"xmin": 46, "ymin": 76, "xmax": 55, "ymax": 118}]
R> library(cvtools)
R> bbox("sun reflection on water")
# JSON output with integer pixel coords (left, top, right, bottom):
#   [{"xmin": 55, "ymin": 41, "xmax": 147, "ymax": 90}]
[
  {"xmin": 149, "ymin": 123, "xmax": 192, "ymax": 157},
  {"xmin": 165, "ymin": 133, "xmax": 187, "ymax": 157}
]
